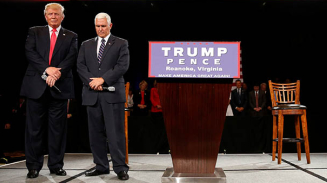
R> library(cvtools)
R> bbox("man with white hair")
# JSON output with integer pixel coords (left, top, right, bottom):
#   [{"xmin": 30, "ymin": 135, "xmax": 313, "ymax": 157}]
[{"xmin": 77, "ymin": 12, "xmax": 129, "ymax": 180}]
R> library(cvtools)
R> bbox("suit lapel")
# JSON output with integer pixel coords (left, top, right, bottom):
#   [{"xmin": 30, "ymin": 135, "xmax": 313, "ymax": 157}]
[
  {"xmin": 52, "ymin": 27, "xmax": 66, "ymax": 58},
  {"xmin": 92, "ymin": 37, "xmax": 98, "ymax": 63},
  {"xmin": 42, "ymin": 26, "xmax": 50, "ymax": 61},
  {"xmin": 99, "ymin": 35, "xmax": 115, "ymax": 66}
]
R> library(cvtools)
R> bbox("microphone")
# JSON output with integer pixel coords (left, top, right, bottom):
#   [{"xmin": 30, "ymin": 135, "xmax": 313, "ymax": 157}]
[
  {"xmin": 102, "ymin": 86, "xmax": 115, "ymax": 91},
  {"xmin": 41, "ymin": 73, "xmax": 61, "ymax": 93}
]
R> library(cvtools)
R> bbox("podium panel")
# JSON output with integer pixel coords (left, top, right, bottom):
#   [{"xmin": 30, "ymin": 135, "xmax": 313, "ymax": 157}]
[{"xmin": 157, "ymin": 82, "xmax": 232, "ymax": 174}]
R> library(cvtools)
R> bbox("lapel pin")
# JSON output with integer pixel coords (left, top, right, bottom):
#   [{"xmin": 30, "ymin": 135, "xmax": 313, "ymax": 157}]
[{"xmin": 108, "ymin": 42, "xmax": 111, "ymax": 45}]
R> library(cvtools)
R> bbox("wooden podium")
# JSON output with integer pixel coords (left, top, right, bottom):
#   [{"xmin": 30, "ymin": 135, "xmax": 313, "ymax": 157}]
[{"xmin": 158, "ymin": 80, "xmax": 232, "ymax": 182}]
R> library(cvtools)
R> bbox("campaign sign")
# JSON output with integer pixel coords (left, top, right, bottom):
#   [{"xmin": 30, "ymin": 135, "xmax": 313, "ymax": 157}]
[{"xmin": 148, "ymin": 41, "xmax": 240, "ymax": 78}]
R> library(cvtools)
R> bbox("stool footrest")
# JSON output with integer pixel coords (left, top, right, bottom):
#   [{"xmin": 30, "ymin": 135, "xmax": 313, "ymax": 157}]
[{"xmin": 273, "ymin": 138, "xmax": 304, "ymax": 143}]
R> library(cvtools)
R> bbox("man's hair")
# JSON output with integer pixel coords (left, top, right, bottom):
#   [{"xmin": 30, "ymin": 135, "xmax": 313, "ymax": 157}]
[
  {"xmin": 44, "ymin": 3, "xmax": 65, "ymax": 17},
  {"xmin": 235, "ymin": 79, "xmax": 241, "ymax": 83},
  {"xmin": 95, "ymin": 12, "xmax": 111, "ymax": 25}
]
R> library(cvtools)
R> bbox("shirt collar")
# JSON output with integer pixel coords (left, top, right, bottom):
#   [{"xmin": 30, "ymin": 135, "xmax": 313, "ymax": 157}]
[
  {"xmin": 98, "ymin": 33, "xmax": 111, "ymax": 43},
  {"xmin": 48, "ymin": 25, "xmax": 61, "ymax": 33}
]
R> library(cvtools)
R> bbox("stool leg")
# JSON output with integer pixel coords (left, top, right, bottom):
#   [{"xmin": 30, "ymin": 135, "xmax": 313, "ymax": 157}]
[
  {"xmin": 125, "ymin": 111, "xmax": 129, "ymax": 164},
  {"xmin": 277, "ymin": 113, "xmax": 284, "ymax": 164},
  {"xmin": 294, "ymin": 116, "xmax": 301, "ymax": 161},
  {"xmin": 272, "ymin": 115, "xmax": 277, "ymax": 161},
  {"xmin": 301, "ymin": 110, "xmax": 310, "ymax": 164}
]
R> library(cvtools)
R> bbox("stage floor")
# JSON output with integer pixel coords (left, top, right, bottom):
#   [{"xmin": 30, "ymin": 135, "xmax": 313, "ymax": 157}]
[{"xmin": 0, "ymin": 153, "xmax": 326, "ymax": 183}]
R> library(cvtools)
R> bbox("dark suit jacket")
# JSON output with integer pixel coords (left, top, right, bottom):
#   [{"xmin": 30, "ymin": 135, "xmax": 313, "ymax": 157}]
[
  {"xmin": 248, "ymin": 90, "xmax": 266, "ymax": 116},
  {"xmin": 20, "ymin": 26, "xmax": 78, "ymax": 99},
  {"xmin": 230, "ymin": 88, "xmax": 248, "ymax": 116},
  {"xmin": 77, "ymin": 35, "xmax": 129, "ymax": 106},
  {"xmin": 262, "ymin": 91, "xmax": 272, "ymax": 115}
]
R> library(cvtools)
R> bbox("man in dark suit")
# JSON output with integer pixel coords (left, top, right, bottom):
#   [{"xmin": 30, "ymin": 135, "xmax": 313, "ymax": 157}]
[
  {"xmin": 249, "ymin": 83, "xmax": 266, "ymax": 117},
  {"xmin": 230, "ymin": 80, "xmax": 248, "ymax": 116},
  {"xmin": 20, "ymin": 3, "xmax": 78, "ymax": 178},
  {"xmin": 77, "ymin": 12, "xmax": 129, "ymax": 180},
  {"xmin": 260, "ymin": 82, "xmax": 272, "ymax": 115}
]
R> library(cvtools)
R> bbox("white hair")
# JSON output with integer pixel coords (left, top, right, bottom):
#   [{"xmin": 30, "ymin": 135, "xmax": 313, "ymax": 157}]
[
  {"xmin": 94, "ymin": 12, "xmax": 111, "ymax": 25},
  {"xmin": 44, "ymin": 3, "xmax": 65, "ymax": 17}
]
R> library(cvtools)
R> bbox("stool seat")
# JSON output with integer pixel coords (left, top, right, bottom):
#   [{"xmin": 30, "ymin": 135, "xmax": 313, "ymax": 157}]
[{"xmin": 272, "ymin": 104, "xmax": 307, "ymax": 110}]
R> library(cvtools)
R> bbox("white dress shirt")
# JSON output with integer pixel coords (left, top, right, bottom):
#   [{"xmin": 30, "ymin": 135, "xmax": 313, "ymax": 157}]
[{"xmin": 48, "ymin": 25, "xmax": 61, "ymax": 40}]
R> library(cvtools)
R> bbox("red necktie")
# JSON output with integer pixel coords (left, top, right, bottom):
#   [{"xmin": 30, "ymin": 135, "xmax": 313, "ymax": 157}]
[
  {"xmin": 141, "ymin": 91, "xmax": 145, "ymax": 105},
  {"xmin": 49, "ymin": 28, "xmax": 57, "ymax": 65}
]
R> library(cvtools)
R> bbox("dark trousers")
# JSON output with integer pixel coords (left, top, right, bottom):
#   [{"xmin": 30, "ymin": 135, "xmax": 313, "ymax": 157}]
[
  {"xmin": 232, "ymin": 108, "xmax": 247, "ymax": 116},
  {"xmin": 86, "ymin": 94, "xmax": 129, "ymax": 174},
  {"xmin": 25, "ymin": 89, "xmax": 67, "ymax": 171},
  {"xmin": 150, "ymin": 112, "xmax": 169, "ymax": 153}
]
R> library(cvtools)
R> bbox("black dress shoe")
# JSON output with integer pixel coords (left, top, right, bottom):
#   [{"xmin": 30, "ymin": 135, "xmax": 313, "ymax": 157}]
[
  {"xmin": 117, "ymin": 171, "xmax": 129, "ymax": 180},
  {"xmin": 85, "ymin": 169, "xmax": 109, "ymax": 176},
  {"xmin": 27, "ymin": 169, "xmax": 39, "ymax": 178},
  {"xmin": 50, "ymin": 168, "xmax": 67, "ymax": 176}
]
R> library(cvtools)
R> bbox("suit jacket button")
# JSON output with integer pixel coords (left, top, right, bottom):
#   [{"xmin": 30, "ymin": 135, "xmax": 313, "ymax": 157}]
[{"xmin": 99, "ymin": 68, "xmax": 101, "ymax": 71}]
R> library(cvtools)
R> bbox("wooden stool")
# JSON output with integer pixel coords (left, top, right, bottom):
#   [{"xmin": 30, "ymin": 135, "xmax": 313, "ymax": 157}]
[{"xmin": 268, "ymin": 80, "xmax": 310, "ymax": 164}]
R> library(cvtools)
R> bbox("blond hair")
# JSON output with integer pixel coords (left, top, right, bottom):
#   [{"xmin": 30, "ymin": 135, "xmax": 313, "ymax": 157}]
[
  {"xmin": 44, "ymin": 3, "xmax": 65, "ymax": 17},
  {"xmin": 153, "ymin": 80, "xmax": 157, "ymax": 88},
  {"xmin": 139, "ymin": 80, "xmax": 148, "ymax": 90}
]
